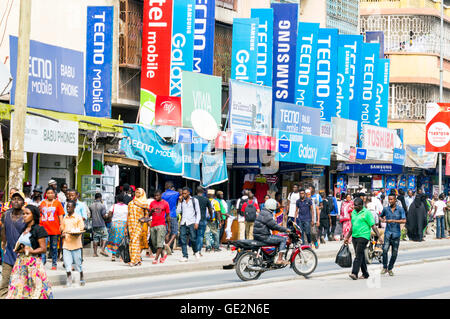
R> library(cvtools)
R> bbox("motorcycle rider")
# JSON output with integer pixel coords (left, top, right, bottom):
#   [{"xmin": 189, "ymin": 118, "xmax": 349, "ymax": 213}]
[{"xmin": 253, "ymin": 199, "xmax": 291, "ymax": 265}]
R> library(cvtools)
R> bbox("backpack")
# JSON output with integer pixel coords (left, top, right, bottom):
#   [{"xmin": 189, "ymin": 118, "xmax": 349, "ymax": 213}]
[
  {"xmin": 244, "ymin": 201, "xmax": 257, "ymax": 222},
  {"xmin": 327, "ymin": 196, "xmax": 335, "ymax": 213},
  {"xmin": 238, "ymin": 198, "xmax": 247, "ymax": 217}
]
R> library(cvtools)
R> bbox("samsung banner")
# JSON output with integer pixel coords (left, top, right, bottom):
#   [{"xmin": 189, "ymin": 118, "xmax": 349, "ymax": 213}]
[
  {"xmin": 295, "ymin": 22, "xmax": 320, "ymax": 107},
  {"xmin": 251, "ymin": 8, "xmax": 273, "ymax": 87},
  {"xmin": 271, "ymin": 3, "xmax": 298, "ymax": 106},
  {"xmin": 365, "ymin": 31, "xmax": 385, "ymax": 58},
  {"xmin": 313, "ymin": 28, "xmax": 338, "ymax": 122},
  {"xmin": 338, "ymin": 35, "xmax": 363, "ymax": 123},
  {"xmin": 358, "ymin": 43, "xmax": 379, "ymax": 145},
  {"xmin": 120, "ymin": 124, "xmax": 184, "ymax": 175},
  {"xmin": 336, "ymin": 47, "xmax": 351, "ymax": 119},
  {"xmin": 193, "ymin": 0, "xmax": 215, "ymax": 75},
  {"xmin": 231, "ymin": 18, "xmax": 259, "ymax": 83},
  {"xmin": 85, "ymin": 6, "xmax": 113, "ymax": 118},
  {"xmin": 170, "ymin": 0, "xmax": 195, "ymax": 97},
  {"xmin": 273, "ymin": 102, "xmax": 320, "ymax": 135},
  {"xmin": 228, "ymin": 79, "xmax": 272, "ymax": 136},
  {"xmin": 10, "ymin": 36, "xmax": 84, "ymax": 115},
  {"xmin": 276, "ymin": 130, "xmax": 331, "ymax": 166},
  {"xmin": 375, "ymin": 59, "xmax": 390, "ymax": 128},
  {"xmin": 201, "ymin": 152, "xmax": 228, "ymax": 187}
]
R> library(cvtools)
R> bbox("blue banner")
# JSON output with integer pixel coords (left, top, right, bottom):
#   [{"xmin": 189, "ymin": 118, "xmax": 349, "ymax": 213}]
[
  {"xmin": 85, "ymin": 6, "xmax": 113, "ymax": 118},
  {"xmin": 375, "ymin": 58, "xmax": 390, "ymax": 128},
  {"xmin": 313, "ymin": 28, "xmax": 338, "ymax": 122},
  {"xmin": 271, "ymin": 3, "xmax": 298, "ymax": 106},
  {"xmin": 120, "ymin": 124, "xmax": 184, "ymax": 175},
  {"xmin": 342, "ymin": 164, "xmax": 403, "ymax": 175},
  {"xmin": 356, "ymin": 148, "xmax": 367, "ymax": 160},
  {"xmin": 10, "ymin": 36, "xmax": 84, "ymax": 115},
  {"xmin": 386, "ymin": 176, "xmax": 397, "ymax": 193},
  {"xmin": 365, "ymin": 31, "xmax": 385, "ymax": 58},
  {"xmin": 231, "ymin": 18, "xmax": 259, "ymax": 83},
  {"xmin": 398, "ymin": 175, "xmax": 407, "ymax": 190},
  {"xmin": 408, "ymin": 175, "xmax": 417, "ymax": 190},
  {"xmin": 201, "ymin": 152, "xmax": 228, "ymax": 187},
  {"xmin": 338, "ymin": 35, "xmax": 363, "ymax": 123},
  {"xmin": 294, "ymin": 22, "xmax": 319, "ymax": 107},
  {"xmin": 183, "ymin": 144, "xmax": 201, "ymax": 181},
  {"xmin": 393, "ymin": 148, "xmax": 406, "ymax": 166},
  {"xmin": 273, "ymin": 101, "xmax": 321, "ymax": 135},
  {"xmin": 358, "ymin": 43, "xmax": 379, "ymax": 145},
  {"xmin": 170, "ymin": 0, "xmax": 195, "ymax": 96},
  {"xmin": 251, "ymin": 8, "xmax": 273, "ymax": 87},
  {"xmin": 275, "ymin": 130, "xmax": 331, "ymax": 166},
  {"xmin": 193, "ymin": 0, "xmax": 215, "ymax": 74},
  {"xmin": 336, "ymin": 47, "xmax": 351, "ymax": 119}
]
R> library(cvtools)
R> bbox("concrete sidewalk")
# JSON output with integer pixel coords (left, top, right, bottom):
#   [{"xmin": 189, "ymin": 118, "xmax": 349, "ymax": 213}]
[{"xmin": 44, "ymin": 237, "xmax": 450, "ymax": 286}]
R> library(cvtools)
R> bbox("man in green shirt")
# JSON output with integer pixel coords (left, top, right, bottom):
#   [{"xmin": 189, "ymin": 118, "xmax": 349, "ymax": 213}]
[{"xmin": 344, "ymin": 198, "xmax": 383, "ymax": 280}]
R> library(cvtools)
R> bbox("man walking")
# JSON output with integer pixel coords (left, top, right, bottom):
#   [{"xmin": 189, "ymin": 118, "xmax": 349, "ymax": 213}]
[
  {"xmin": 240, "ymin": 191, "xmax": 260, "ymax": 240},
  {"xmin": 217, "ymin": 191, "xmax": 228, "ymax": 244},
  {"xmin": 295, "ymin": 189, "xmax": 314, "ymax": 246},
  {"xmin": 177, "ymin": 187, "xmax": 201, "ymax": 262},
  {"xmin": 287, "ymin": 184, "xmax": 300, "ymax": 224},
  {"xmin": 0, "ymin": 191, "xmax": 26, "ymax": 297},
  {"xmin": 194, "ymin": 187, "xmax": 212, "ymax": 256},
  {"xmin": 405, "ymin": 190, "xmax": 415, "ymax": 211},
  {"xmin": 162, "ymin": 181, "xmax": 180, "ymax": 253},
  {"xmin": 328, "ymin": 190, "xmax": 339, "ymax": 241},
  {"xmin": 89, "ymin": 193, "xmax": 108, "ymax": 257},
  {"xmin": 380, "ymin": 194, "xmax": 406, "ymax": 276},
  {"xmin": 236, "ymin": 190, "xmax": 249, "ymax": 240},
  {"xmin": 206, "ymin": 190, "xmax": 222, "ymax": 252},
  {"xmin": 318, "ymin": 191, "xmax": 331, "ymax": 244},
  {"xmin": 149, "ymin": 190, "xmax": 170, "ymax": 264}
]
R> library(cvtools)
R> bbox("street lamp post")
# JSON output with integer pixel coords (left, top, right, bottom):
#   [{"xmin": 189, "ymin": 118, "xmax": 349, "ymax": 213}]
[{"xmin": 439, "ymin": 0, "xmax": 444, "ymax": 195}]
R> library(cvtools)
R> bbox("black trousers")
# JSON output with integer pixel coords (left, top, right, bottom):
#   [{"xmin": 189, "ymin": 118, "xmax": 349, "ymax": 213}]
[
  {"xmin": 330, "ymin": 216, "xmax": 337, "ymax": 235},
  {"xmin": 352, "ymin": 237, "xmax": 369, "ymax": 277},
  {"xmin": 319, "ymin": 218, "xmax": 330, "ymax": 238}
]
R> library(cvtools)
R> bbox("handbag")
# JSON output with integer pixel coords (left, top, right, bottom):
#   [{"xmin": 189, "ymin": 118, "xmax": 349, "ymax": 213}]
[
  {"xmin": 118, "ymin": 235, "xmax": 131, "ymax": 264},
  {"xmin": 335, "ymin": 244, "xmax": 352, "ymax": 268}
]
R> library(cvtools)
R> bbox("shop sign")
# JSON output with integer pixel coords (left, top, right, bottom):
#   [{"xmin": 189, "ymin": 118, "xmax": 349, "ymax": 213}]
[
  {"xmin": 331, "ymin": 117, "xmax": 358, "ymax": 146},
  {"xmin": 393, "ymin": 148, "xmax": 406, "ymax": 166},
  {"xmin": 215, "ymin": 131, "xmax": 232, "ymax": 150},
  {"xmin": 348, "ymin": 176, "xmax": 359, "ymax": 188},
  {"xmin": 446, "ymin": 153, "xmax": 450, "ymax": 176},
  {"xmin": 372, "ymin": 175, "xmax": 383, "ymax": 189},
  {"xmin": 9, "ymin": 36, "xmax": 84, "ymax": 115},
  {"xmin": 11, "ymin": 114, "xmax": 79, "ymax": 157},
  {"xmin": 273, "ymin": 102, "xmax": 320, "ymax": 135},
  {"xmin": 362, "ymin": 124, "xmax": 395, "ymax": 150},
  {"xmin": 251, "ymin": 8, "xmax": 273, "ymax": 87},
  {"xmin": 229, "ymin": 80, "xmax": 272, "ymax": 136},
  {"xmin": 176, "ymin": 128, "xmax": 193, "ymax": 143},
  {"xmin": 426, "ymin": 102, "xmax": 450, "ymax": 153},
  {"xmin": 155, "ymin": 96, "xmax": 182, "ymax": 126},
  {"xmin": 356, "ymin": 148, "xmax": 367, "ymax": 160},
  {"xmin": 320, "ymin": 121, "xmax": 332, "ymax": 138},
  {"xmin": 193, "ymin": 0, "xmax": 216, "ymax": 75},
  {"xmin": 231, "ymin": 18, "xmax": 259, "ymax": 83},
  {"xmin": 336, "ymin": 46, "xmax": 351, "ymax": 119},
  {"xmin": 342, "ymin": 164, "xmax": 402, "ymax": 175},
  {"xmin": 201, "ymin": 152, "xmax": 228, "ymax": 187},
  {"xmin": 278, "ymin": 140, "xmax": 291, "ymax": 153}
]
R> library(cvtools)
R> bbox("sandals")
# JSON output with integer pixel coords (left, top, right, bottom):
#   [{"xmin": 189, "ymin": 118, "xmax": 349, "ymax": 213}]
[
  {"xmin": 152, "ymin": 259, "xmax": 159, "ymax": 264},
  {"xmin": 160, "ymin": 255, "xmax": 168, "ymax": 264},
  {"xmin": 111, "ymin": 256, "xmax": 116, "ymax": 262}
]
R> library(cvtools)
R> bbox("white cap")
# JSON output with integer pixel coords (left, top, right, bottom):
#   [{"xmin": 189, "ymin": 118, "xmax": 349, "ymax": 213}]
[
  {"xmin": 264, "ymin": 198, "xmax": 277, "ymax": 211},
  {"xmin": 48, "ymin": 179, "xmax": 57, "ymax": 185},
  {"xmin": 305, "ymin": 189, "xmax": 311, "ymax": 194}
]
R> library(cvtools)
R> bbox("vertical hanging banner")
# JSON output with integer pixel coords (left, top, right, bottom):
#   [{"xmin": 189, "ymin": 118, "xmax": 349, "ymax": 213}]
[
  {"xmin": 365, "ymin": 31, "xmax": 385, "ymax": 58},
  {"xmin": 170, "ymin": 0, "xmax": 195, "ymax": 97},
  {"xmin": 251, "ymin": 8, "xmax": 273, "ymax": 87},
  {"xmin": 193, "ymin": 0, "xmax": 216, "ymax": 75},
  {"xmin": 336, "ymin": 47, "xmax": 351, "ymax": 119},
  {"xmin": 201, "ymin": 152, "xmax": 228, "ymax": 187},
  {"xmin": 271, "ymin": 3, "xmax": 298, "ymax": 107},
  {"xmin": 338, "ymin": 35, "xmax": 363, "ymax": 123},
  {"xmin": 140, "ymin": 0, "xmax": 174, "ymax": 124},
  {"xmin": 85, "ymin": 6, "xmax": 114, "ymax": 118},
  {"xmin": 358, "ymin": 43, "xmax": 379, "ymax": 146},
  {"xmin": 231, "ymin": 18, "xmax": 259, "ymax": 83},
  {"xmin": 295, "ymin": 22, "xmax": 320, "ymax": 107},
  {"xmin": 375, "ymin": 58, "xmax": 390, "ymax": 128},
  {"xmin": 313, "ymin": 28, "xmax": 338, "ymax": 122}
]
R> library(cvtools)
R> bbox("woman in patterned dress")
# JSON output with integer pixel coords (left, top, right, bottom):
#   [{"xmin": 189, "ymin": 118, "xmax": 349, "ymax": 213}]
[
  {"xmin": 340, "ymin": 194, "xmax": 354, "ymax": 242},
  {"xmin": 105, "ymin": 194, "xmax": 128, "ymax": 261},
  {"xmin": 7, "ymin": 205, "xmax": 53, "ymax": 299},
  {"xmin": 127, "ymin": 188, "xmax": 148, "ymax": 266}
]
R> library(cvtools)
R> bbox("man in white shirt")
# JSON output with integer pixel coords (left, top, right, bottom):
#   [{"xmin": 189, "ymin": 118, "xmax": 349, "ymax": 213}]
[
  {"xmin": 372, "ymin": 191, "xmax": 384, "ymax": 216},
  {"xmin": 405, "ymin": 190, "xmax": 415, "ymax": 211},
  {"xmin": 287, "ymin": 184, "xmax": 300, "ymax": 224},
  {"xmin": 176, "ymin": 187, "xmax": 201, "ymax": 262}
]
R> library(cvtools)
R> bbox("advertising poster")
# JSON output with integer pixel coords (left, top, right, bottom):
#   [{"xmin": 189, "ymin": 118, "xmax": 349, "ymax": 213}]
[
  {"xmin": 193, "ymin": 0, "xmax": 216, "ymax": 74},
  {"xmin": 336, "ymin": 47, "xmax": 351, "ymax": 119},
  {"xmin": 386, "ymin": 176, "xmax": 397, "ymax": 193},
  {"xmin": 426, "ymin": 103, "xmax": 450, "ymax": 153},
  {"xmin": 294, "ymin": 22, "xmax": 320, "ymax": 107},
  {"xmin": 201, "ymin": 152, "xmax": 228, "ymax": 187},
  {"xmin": 393, "ymin": 148, "xmax": 406, "ymax": 166},
  {"xmin": 375, "ymin": 59, "xmax": 390, "ymax": 128},
  {"xmin": 372, "ymin": 175, "xmax": 384, "ymax": 189},
  {"xmin": 231, "ymin": 18, "xmax": 259, "ymax": 83},
  {"xmin": 273, "ymin": 101, "xmax": 321, "ymax": 135},
  {"xmin": 170, "ymin": 0, "xmax": 195, "ymax": 97},
  {"xmin": 183, "ymin": 144, "xmax": 201, "ymax": 181},
  {"xmin": 251, "ymin": 8, "xmax": 274, "ymax": 87},
  {"xmin": 154, "ymin": 96, "xmax": 182, "ymax": 126},
  {"xmin": 408, "ymin": 175, "xmax": 417, "ymax": 190},
  {"xmin": 228, "ymin": 79, "xmax": 272, "ymax": 136},
  {"xmin": 398, "ymin": 175, "xmax": 407, "ymax": 190},
  {"xmin": 85, "ymin": 6, "xmax": 113, "ymax": 118},
  {"xmin": 313, "ymin": 28, "xmax": 338, "ymax": 122}
]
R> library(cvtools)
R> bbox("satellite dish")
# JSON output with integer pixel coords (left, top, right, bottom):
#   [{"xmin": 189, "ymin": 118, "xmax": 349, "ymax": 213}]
[
  {"xmin": 191, "ymin": 109, "xmax": 219, "ymax": 140},
  {"xmin": 0, "ymin": 64, "xmax": 12, "ymax": 96}
]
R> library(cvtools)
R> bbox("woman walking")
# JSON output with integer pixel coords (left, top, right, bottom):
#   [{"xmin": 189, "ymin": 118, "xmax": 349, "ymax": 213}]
[
  {"xmin": 7, "ymin": 205, "xmax": 53, "ymax": 299},
  {"xmin": 433, "ymin": 194, "xmax": 447, "ymax": 239},
  {"xmin": 127, "ymin": 188, "xmax": 148, "ymax": 266},
  {"xmin": 340, "ymin": 194, "xmax": 354, "ymax": 241},
  {"xmin": 344, "ymin": 198, "xmax": 383, "ymax": 280},
  {"xmin": 105, "ymin": 194, "xmax": 128, "ymax": 261}
]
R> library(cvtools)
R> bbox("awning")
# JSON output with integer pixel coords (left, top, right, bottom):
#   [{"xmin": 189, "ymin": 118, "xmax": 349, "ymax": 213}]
[
  {"xmin": 404, "ymin": 144, "xmax": 437, "ymax": 169},
  {"xmin": 104, "ymin": 154, "xmax": 141, "ymax": 167}
]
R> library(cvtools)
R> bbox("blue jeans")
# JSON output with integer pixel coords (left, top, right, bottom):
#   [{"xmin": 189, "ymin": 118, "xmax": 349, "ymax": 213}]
[
  {"xmin": 63, "ymin": 249, "xmax": 83, "ymax": 273},
  {"xmin": 298, "ymin": 220, "xmax": 311, "ymax": 244},
  {"xmin": 382, "ymin": 234, "xmax": 400, "ymax": 271},
  {"xmin": 179, "ymin": 224, "xmax": 198, "ymax": 258},
  {"xmin": 259, "ymin": 235, "xmax": 287, "ymax": 253},
  {"xmin": 436, "ymin": 216, "xmax": 446, "ymax": 239},
  {"xmin": 196, "ymin": 220, "xmax": 207, "ymax": 253},
  {"xmin": 42, "ymin": 235, "xmax": 59, "ymax": 267}
]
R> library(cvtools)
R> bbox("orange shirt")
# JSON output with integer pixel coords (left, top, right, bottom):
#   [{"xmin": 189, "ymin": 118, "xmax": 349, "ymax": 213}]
[
  {"xmin": 39, "ymin": 200, "xmax": 65, "ymax": 235},
  {"xmin": 61, "ymin": 214, "xmax": 85, "ymax": 250}
]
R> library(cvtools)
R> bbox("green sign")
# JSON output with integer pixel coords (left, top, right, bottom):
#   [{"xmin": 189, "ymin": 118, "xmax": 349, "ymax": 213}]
[
  {"xmin": 181, "ymin": 71, "xmax": 222, "ymax": 128},
  {"xmin": 139, "ymin": 89, "xmax": 157, "ymax": 125}
]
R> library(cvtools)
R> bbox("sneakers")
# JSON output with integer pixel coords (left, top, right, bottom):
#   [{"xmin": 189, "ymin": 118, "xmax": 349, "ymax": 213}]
[
  {"xmin": 381, "ymin": 268, "xmax": 388, "ymax": 275},
  {"xmin": 178, "ymin": 257, "xmax": 188, "ymax": 263},
  {"xmin": 349, "ymin": 274, "xmax": 358, "ymax": 280},
  {"xmin": 80, "ymin": 280, "xmax": 86, "ymax": 286},
  {"xmin": 51, "ymin": 266, "xmax": 57, "ymax": 270},
  {"xmin": 214, "ymin": 248, "xmax": 222, "ymax": 252},
  {"xmin": 388, "ymin": 270, "xmax": 394, "ymax": 276},
  {"xmin": 194, "ymin": 252, "xmax": 201, "ymax": 259},
  {"xmin": 160, "ymin": 255, "xmax": 168, "ymax": 263},
  {"xmin": 320, "ymin": 237, "xmax": 325, "ymax": 244}
]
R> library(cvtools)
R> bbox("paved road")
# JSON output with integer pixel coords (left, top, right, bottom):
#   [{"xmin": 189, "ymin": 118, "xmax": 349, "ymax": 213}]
[{"xmin": 53, "ymin": 246, "xmax": 450, "ymax": 299}]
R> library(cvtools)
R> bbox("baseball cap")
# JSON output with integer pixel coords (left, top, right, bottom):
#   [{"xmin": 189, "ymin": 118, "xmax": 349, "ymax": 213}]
[
  {"xmin": 48, "ymin": 179, "xmax": 57, "ymax": 185},
  {"xmin": 207, "ymin": 189, "xmax": 215, "ymax": 195},
  {"xmin": 11, "ymin": 191, "xmax": 26, "ymax": 201},
  {"xmin": 33, "ymin": 185, "xmax": 43, "ymax": 193},
  {"xmin": 23, "ymin": 181, "xmax": 32, "ymax": 187}
]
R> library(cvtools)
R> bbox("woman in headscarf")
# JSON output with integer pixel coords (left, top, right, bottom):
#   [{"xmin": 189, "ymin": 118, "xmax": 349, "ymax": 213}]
[
  {"xmin": 127, "ymin": 188, "xmax": 148, "ymax": 266},
  {"xmin": 340, "ymin": 194, "xmax": 354, "ymax": 241},
  {"xmin": 406, "ymin": 195, "xmax": 428, "ymax": 242}
]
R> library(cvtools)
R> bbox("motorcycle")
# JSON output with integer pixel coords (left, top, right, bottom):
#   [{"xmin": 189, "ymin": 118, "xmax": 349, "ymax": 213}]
[{"xmin": 230, "ymin": 220, "xmax": 318, "ymax": 281}]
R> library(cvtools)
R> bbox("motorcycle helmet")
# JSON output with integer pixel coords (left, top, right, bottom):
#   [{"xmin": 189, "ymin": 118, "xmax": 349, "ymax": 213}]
[{"xmin": 264, "ymin": 198, "xmax": 277, "ymax": 211}]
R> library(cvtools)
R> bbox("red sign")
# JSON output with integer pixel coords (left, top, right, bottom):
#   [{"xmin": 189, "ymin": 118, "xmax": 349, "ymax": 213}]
[
  {"xmin": 154, "ymin": 96, "xmax": 181, "ymax": 126},
  {"xmin": 446, "ymin": 153, "xmax": 450, "ymax": 176},
  {"xmin": 426, "ymin": 103, "xmax": 450, "ymax": 153},
  {"xmin": 215, "ymin": 131, "xmax": 232, "ymax": 150},
  {"xmin": 363, "ymin": 125, "xmax": 395, "ymax": 150},
  {"xmin": 349, "ymin": 147, "xmax": 356, "ymax": 162},
  {"xmin": 269, "ymin": 137, "xmax": 277, "ymax": 152},
  {"xmin": 245, "ymin": 135, "xmax": 277, "ymax": 150},
  {"xmin": 141, "ymin": 0, "xmax": 173, "ymax": 97},
  {"xmin": 246, "ymin": 135, "xmax": 259, "ymax": 149}
]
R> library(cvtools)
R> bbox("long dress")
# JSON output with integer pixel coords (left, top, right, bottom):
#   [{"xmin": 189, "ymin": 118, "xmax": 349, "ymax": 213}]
[
  {"xmin": 127, "ymin": 201, "xmax": 145, "ymax": 264},
  {"xmin": 340, "ymin": 200, "xmax": 353, "ymax": 241},
  {"xmin": 105, "ymin": 203, "xmax": 128, "ymax": 256},
  {"xmin": 406, "ymin": 198, "xmax": 427, "ymax": 241}
]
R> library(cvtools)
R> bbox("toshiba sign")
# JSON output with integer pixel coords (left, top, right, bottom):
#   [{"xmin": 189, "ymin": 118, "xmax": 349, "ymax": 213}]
[
  {"xmin": 362, "ymin": 125, "xmax": 395, "ymax": 151},
  {"xmin": 426, "ymin": 102, "xmax": 450, "ymax": 153}
]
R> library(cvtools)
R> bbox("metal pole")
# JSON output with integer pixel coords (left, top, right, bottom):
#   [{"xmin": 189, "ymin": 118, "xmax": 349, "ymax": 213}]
[
  {"xmin": 439, "ymin": 0, "xmax": 444, "ymax": 194},
  {"xmin": 9, "ymin": 0, "xmax": 32, "ymax": 192}
]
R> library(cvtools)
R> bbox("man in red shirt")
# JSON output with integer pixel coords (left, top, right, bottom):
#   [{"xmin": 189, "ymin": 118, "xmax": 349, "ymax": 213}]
[
  {"xmin": 240, "ymin": 191, "xmax": 260, "ymax": 240},
  {"xmin": 149, "ymin": 190, "xmax": 171, "ymax": 264}
]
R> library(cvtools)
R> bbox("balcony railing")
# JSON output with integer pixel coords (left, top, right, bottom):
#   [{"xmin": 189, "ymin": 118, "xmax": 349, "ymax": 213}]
[
  {"xmin": 216, "ymin": 0, "xmax": 238, "ymax": 11},
  {"xmin": 360, "ymin": 0, "xmax": 450, "ymax": 17},
  {"xmin": 119, "ymin": 0, "xmax": 143, "ymax": 69}
]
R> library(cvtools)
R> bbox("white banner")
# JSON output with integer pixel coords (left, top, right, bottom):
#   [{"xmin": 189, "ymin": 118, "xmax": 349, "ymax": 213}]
[
  {"xmin": 332, "ymin": 117, "xmax": 358, "ymax": 146},
  {"xmin": 11, "ymin": 114, "xmax": 79, "ymax": 157}
]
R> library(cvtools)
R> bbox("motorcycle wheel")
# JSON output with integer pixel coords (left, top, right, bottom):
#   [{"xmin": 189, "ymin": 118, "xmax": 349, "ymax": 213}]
[
  {"xmin": 235, "ymin": 251, "xmax": 262, "ymax": 281},
  {"xmin": 292, "ymin": 247, "xmax": 317, "ymax": 277},
  {"xmin": 365, "ymin": 248, "xmax": 373, "ymax": 264}
]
